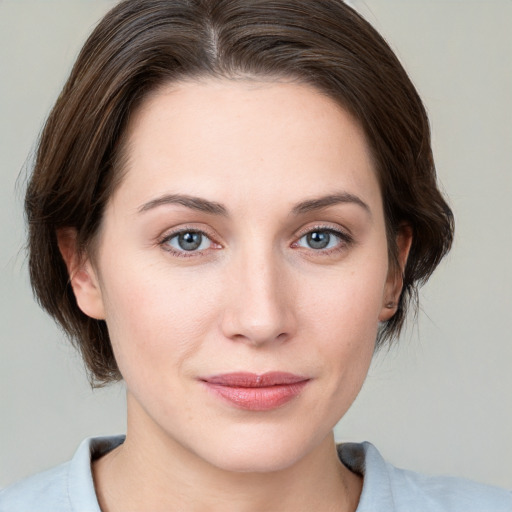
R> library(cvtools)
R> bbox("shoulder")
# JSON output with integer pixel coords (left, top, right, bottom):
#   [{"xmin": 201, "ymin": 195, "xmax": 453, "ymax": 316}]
[
  {"xmin": 0, "ymin": 435, "xmax": 125, "ymax": 512},
  {"xmin": 338, "ymin": 442, "xmax": 512, "ymax": 512},
  {"xmin": 0, "ymin": 461, "xmax": 71, "ymax": 512}
]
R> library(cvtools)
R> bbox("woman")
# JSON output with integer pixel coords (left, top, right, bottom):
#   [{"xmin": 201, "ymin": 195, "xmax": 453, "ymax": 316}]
[{"xmin": 1, "ymin": 0, "xmax": 510, "ymax": 510}]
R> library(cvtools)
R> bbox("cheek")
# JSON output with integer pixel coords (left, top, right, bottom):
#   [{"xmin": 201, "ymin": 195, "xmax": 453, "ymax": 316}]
[
  {"xmin": 99, "ymin": 262, "xmax": 221, "ymax": 386},
  {"xmin": 304, "ymin": 282, "xmax": 379, "ymax": 375},
  {"xmin": 296, "ymin": 256, "xmax": 388, "ymax": 395},
  {"xmin": 299, "ymin": 258, "xmax": 388, "ymax": 342}
]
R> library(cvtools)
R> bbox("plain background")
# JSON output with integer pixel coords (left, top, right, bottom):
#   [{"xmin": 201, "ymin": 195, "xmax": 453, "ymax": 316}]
[{"xmin": 1, "ymin": 0, "xmax": 511, "ymax": 490}]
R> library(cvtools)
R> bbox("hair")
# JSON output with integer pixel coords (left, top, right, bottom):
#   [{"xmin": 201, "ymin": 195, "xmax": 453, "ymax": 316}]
[{"xmin": 25, "ymin": 0, "xmax": 454, "ymax": 386}]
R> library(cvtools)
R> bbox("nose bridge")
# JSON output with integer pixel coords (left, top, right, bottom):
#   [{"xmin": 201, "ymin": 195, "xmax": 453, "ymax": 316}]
[{"xmin": 221, "ymin": 240, "xmax": 295, "ymax": 345}]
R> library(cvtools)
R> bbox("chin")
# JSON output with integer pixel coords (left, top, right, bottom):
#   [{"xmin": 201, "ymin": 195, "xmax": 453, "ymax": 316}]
[
  {"xmin": 194, "ymin": 426, "xmax": 325, "ymax": 474},
  {"xmin": 210, "ymin": 448, "xmax": 304, "ymax": 474}
]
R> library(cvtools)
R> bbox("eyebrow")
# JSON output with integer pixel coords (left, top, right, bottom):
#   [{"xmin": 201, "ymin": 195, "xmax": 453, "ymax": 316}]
[
  {"xmin": 138, "ymin": 191, "xmax": 370, "ymax": 217},
  {"xmin": 138, "ymin": 194, "xmax": 229, "ymax": 216},
  {"xmin": 291, "ymin": 193, "xmax": 371, "ymax": 216}
]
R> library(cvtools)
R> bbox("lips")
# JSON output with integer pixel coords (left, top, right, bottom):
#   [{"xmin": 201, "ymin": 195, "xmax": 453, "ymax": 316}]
[{"xmin": 201, "ymin": 372, "xmax": 310, "ymax": 411}]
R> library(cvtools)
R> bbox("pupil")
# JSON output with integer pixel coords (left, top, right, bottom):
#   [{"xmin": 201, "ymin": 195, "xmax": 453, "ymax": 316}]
[
  {"xmin": 178, "ymin": 232, "xmax": 202, "ymax": 251},
  {"xmin": 307, "ymin": 231, "xmax": 330, "ymax": 249}
]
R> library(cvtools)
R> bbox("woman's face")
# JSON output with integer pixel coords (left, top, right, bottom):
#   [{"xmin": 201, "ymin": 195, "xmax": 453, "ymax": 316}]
[{"xmin": 72, "ymin": 79, "xmax": 403, "ymax": 472}]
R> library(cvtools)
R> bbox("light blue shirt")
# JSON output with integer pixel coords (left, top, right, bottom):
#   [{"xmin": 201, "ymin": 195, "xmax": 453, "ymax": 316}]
[{"xmin": 1, "ymin": 436, "xmax": 511, "ymax": 511}]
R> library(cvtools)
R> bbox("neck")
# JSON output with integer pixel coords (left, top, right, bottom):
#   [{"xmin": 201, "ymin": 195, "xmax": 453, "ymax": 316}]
[{"xmin": 93, "ymin": 395, "xmax": 362, "ymax": 512}]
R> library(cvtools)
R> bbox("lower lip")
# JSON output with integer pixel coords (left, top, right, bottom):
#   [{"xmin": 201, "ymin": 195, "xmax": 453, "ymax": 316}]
[{"xmin": 203, "ymin": 381, "xmax": 309, "ymax": 411}]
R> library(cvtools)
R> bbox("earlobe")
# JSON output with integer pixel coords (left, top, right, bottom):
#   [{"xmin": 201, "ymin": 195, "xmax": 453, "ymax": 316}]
[
  {"xmin": 56, "ymin": 228, "xmax": 106, "ymax": 320},
  {"xmin": 379, "ymin": 224, "xmax": 413, "ymax": 322}
]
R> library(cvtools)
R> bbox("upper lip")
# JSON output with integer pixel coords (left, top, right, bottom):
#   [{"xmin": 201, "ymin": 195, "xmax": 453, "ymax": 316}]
[{"xmin": 201, "ymin": 372, "xmax": 309, "ymax": 387}]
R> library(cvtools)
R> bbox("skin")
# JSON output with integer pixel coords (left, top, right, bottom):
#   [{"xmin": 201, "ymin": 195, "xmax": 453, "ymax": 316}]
[{"xmin": 60, "ymin": 79, "xmax": 411, "ymax": 512}]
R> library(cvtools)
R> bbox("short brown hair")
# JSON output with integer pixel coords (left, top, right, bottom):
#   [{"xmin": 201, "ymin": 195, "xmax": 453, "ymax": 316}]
[{"xmin": 25, "ymin": 0, "xmax": 454, "ymax": 386}]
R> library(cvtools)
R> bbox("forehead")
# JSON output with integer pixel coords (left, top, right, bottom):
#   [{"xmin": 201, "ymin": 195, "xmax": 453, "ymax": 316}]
[{"xmin": 113, "ymin": 78, "xmax": 382, "ymax": 216}]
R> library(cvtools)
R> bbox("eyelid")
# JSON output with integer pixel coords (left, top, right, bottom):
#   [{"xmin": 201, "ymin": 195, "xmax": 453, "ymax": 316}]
[
  {"xmin": 291, "ymin": 223, "xmax": 355, "ymax": 253},
  {"xmin": 155, "ymin": 222, "xmax": 354, "ymax": 258},
  {"xmin": 157, "ymin": 225, "xmax": 222, "ymax": 257},
  {"xmin": 294, "ymin": 223, "xmax": 353, "ymax": 242}
]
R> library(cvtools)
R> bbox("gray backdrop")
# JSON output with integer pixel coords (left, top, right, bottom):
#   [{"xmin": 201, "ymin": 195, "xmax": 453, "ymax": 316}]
[{"xmin": 1, "ymin": 0, "xmax": 511, "ymax": 489}]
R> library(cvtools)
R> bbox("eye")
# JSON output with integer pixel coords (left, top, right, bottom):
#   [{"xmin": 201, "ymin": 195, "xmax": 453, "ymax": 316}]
[
  {"xmin": 163, "ymin": 230, "xmax": 213, "ymax": 253},
  {"xmin": 296, "ymin": 228, "xmax": 350, "ymax": 251}
]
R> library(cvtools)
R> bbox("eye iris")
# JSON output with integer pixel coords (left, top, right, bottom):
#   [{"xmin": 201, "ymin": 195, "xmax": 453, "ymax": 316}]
[
  {"xmin": 178, "ymin": 232, "xmax": 202, "ymax": 251},
  {"xmin": 307, "ymin": 231, "xmax": 330, "ymax": 249}
]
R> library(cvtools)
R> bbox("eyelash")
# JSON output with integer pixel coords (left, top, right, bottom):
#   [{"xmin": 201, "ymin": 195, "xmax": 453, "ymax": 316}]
[
  {"xmin": 293, "ymin": 225, "xmax": 354, "ymax": 256},
  {"xmin": 158, "ymin": 226, "xmax": 219, "ymax": 259},
  {"xmin": 158, "ymin": 225, "xmax": 353, "ymax": 258}
]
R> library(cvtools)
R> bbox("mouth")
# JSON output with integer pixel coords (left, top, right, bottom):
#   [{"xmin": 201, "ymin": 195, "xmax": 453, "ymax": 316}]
[{"xmin": 200, "ymin": 372, "xmax": 310, "ymax": 411}]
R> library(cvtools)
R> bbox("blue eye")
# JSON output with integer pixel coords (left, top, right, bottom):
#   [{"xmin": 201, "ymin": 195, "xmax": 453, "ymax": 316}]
[
  {"xmin": 165, "ymin": 231, "xmax": 212, "ymax": 252},
  {"xmin": 297, "ymin": 230, "xmax": 344, "ymax": 250}
]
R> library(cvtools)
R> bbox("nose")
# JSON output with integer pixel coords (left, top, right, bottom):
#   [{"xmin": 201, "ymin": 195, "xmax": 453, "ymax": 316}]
[{"xmin": 220, "ymin": 248, "xmax": 296, "ymax": 346}]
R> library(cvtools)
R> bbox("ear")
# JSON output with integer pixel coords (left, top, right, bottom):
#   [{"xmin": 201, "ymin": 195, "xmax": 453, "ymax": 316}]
[
  {"xmin": 379, "ymin": 224, "xmax": 413, "ymax": 322},
  {"xmin": 57, "ymin": 228, "xmax": 106, "ymax": 320}
]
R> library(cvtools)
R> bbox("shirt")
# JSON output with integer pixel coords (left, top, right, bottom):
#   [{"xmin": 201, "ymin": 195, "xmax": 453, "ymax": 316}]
[{"xmin": 1, "ymin": 435, "xmax": 511, "ymax": 511}]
